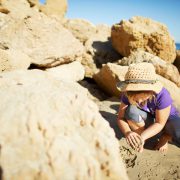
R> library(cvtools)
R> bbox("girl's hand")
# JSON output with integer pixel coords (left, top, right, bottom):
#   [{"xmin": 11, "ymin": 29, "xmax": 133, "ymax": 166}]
[{"xmin": 125, "ymin": 131, "xmax": 143, "ymax": 151}]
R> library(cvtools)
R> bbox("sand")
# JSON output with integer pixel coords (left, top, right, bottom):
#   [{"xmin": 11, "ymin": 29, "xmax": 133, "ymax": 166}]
[{"xmin": 119, "ymin": 138, "xmax": 180, "ymax": 180}]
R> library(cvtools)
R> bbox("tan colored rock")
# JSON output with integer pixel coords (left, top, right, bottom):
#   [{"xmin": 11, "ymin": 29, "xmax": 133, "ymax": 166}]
[
  {"xmin": 0, "ymin": 6, "xmax": 9, "ymax": 14},
  {"xmin": 111, "ymin": 16, "xmax": 176, "ymax": 63},
  {"xmin": 0, "ymin": 12, "xmax": 84, "ymax": 68},
  {"xmin": 83, "ymin": 24, "xmax": 121, "ymax": 77},
  {"xmin": 8, "ymin": 0, "xmax": 68, "ymax": 19},
  {"xmin": 81, "ymin": 53, "xmax": 99, "ymax": 78},
  {"xmin": 46, "ymin": 61, "xmax": 85, "ymax": 82},
  {"xmin": 158, "ymin": 75, "xmax": 180, "ymax": 111},
  {"xmin": 0, "ymin": 49, "xmax": 32, "ymax": 72},
  {"xmin": 174, "ymin": 50, "xmax": 180, "ymax": 72},
  {"xmin": 0, "ymin": 70, "xmax": 128, "ymax": 180},
  {"xmin": 93, "ymin": 63, "xmax": 128, "ymax": 96},
  {"xmin": 63, "ymin": 18, "xmax": 97, "ymax": 43},
  {"xmin": 0, "ymin": 0, "xmax": 34, "ymax": 18},
  {"xmin": 64, "ymin": 19, "xmax": 121, "ymax": 78},
  {"xmin": 39, "ymin": 0, "xmax": 67, "ymax": 18},
  {"xmin": 85, "ymin": 24, "xmax": 120, "ymax": 65},
  {"xmin": 118, "ymin": 50, "xmax": 180, "ymax": 87}
]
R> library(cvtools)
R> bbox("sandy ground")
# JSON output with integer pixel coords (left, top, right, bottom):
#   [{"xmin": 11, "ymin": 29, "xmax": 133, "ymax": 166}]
[{"xmin": 98, "ymin": 97, "xmax": 180, "ymax": 180}]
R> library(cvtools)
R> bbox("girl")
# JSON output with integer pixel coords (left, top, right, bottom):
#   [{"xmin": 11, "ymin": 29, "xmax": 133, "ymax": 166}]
[{"xmin": 116, "ymin": 63, "xmax": 180, "ymax": 152}]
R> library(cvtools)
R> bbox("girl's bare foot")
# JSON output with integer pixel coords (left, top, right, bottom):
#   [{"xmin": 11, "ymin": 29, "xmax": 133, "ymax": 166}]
[{"xmin": 155, "ymin": 134, "xmax": 172, "ymax": 153}]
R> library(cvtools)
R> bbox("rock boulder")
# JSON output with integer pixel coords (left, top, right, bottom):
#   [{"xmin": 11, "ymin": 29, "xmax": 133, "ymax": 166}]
[
  {"xmin": 0, "ymin": 70, "xmax": 128, "ymax": 180},
  {"xmin": 111, "ymin": 16, "xmax": 176, "ymax": 63}
]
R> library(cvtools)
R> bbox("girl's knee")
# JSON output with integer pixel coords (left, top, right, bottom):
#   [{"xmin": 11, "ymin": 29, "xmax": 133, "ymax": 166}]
[{"xmin": 125, "ymin": 105, "xmax": 140, "ymax": 122}]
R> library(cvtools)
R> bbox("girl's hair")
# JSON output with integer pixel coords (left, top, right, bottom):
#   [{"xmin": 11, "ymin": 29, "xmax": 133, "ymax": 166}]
[{"xmin": 125, "ymin": 91, "xmax": 155, "ymax": 106}]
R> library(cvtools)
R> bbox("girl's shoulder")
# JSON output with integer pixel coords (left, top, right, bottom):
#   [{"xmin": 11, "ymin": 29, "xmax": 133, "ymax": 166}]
[{"xmin": 155, "ymin": 87, "xmax": 173, "ymax": 109}]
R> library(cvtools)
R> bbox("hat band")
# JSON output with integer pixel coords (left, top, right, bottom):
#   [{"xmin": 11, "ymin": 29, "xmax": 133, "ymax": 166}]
[{"xmin": 125, "ymin": 79, "xmax": 157, "ymax": 84}]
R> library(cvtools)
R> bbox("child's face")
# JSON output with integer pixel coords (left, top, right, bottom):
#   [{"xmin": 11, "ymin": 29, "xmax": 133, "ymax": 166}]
[{"xmin": 133, "ymin": 94, "xmax": 151, "ymax": 104}]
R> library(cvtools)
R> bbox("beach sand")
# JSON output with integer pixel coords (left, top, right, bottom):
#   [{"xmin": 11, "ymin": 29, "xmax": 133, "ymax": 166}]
[{"xmin": 119, "ymin": 138, "xmax": 180, "ymax": 180}]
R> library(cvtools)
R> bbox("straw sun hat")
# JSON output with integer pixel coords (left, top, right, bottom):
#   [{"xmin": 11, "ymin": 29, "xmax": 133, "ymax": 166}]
[{"xmin": 116, "ymin": 63, "xmax": 163, "ymax": 93}]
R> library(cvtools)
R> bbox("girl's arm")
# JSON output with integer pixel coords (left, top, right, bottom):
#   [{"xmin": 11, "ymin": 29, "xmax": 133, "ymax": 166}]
[
  {"xmin": 117, "ymin": 102, "xmax": 142, "ymax": 150},
  {"xmin": 141, "ymin": 105, "xmax": 171, "ymax": 141},
  {"xmin": 117, "ymin": 102, "xmax": 131, "ymax": 135}
]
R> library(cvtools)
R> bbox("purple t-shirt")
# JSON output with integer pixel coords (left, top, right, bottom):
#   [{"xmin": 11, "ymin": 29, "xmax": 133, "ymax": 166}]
[{"xmin": 121, "ymin": 87, "xmax": 179, "ymax": 117}]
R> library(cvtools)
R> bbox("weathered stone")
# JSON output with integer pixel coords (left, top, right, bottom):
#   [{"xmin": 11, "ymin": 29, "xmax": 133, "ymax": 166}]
[
  {"xmin": 39, "ymin": 0, "xmax": 67, "ymax": 18},
  {"xmin": 118, "ymin": 50, "xmax": 180, "ymax": 87},
  {"xmin": 0, "ymin": 12, "xmax": 84, "ymax": 68},
  {"xmin": 63, "ymin": 18, "xmax": 97, "ymax": 43},
  {"xmin": 0, "ymin": 70, "xmax": 128, "ymax": 180},
  {"xmin": 174, "ymin": 50, "xmax": 180, "ymax": 72},
  {"xmin": 158, "ymin": 75, "xmax": 180, "ymax": 111},
  {"xmin": 85, "ymin": 24, "xmax": 121, "ymax": 67},
  {"xmin": 64, "ymin": 19, "xmax": 121, "ymax": 78},
  {"xmin": 93, "ymin": 63, "xmax": 128, "ymax": 97},
  {"xmin": 0, "ymin": 0, "xmax": 34, "ymax": 19},
  {"xmin": 0, "ymin": 49, "xmax": 32, "ymax": 72},
  {"xmin": 111, "ymin": 16, "xmax": 176, "ymax": 63},
  {"xmin": 81, "ymin": 53, "xmax": 99, "ymax": 78},
  {"xmin": 46, "ymin": 61, "xmax": 85, "ymax": 82}
]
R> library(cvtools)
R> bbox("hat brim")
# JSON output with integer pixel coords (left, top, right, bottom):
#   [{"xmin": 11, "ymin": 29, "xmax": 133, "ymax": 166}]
[{"xmin": 116, "ymin": 81, "xmax": 163, "ymax": 94}]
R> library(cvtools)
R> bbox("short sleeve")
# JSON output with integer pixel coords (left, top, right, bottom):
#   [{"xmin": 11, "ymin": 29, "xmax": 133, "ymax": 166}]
[
  {"xmin": 120, "ymin": 93, "xmax": 130, "ymax": 105},
  {"xmin": 156, "ymin": 88, "xmax": 172, "ymax": 110}
]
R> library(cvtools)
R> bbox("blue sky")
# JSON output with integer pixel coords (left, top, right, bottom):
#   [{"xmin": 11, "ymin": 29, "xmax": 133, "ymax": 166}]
[{"xmin": 40, "ymin": 0, "xmax": 180, "ymax": 43}]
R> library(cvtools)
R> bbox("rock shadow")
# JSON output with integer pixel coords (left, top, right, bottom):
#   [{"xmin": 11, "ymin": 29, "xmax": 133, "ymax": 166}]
[
  {"xmin": 92, "ymin": 39, "xmax": 122, "ymax": 68},
  {"xmin": 100, "ymin": 110, "xmax": 123, "ymax": 140}
]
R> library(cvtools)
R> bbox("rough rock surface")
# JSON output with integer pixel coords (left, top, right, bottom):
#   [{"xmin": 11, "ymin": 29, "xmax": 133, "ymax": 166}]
[
  {"xmin": 39, "ymin": 0, "xmax": 67, "ymax": 18},
  {"xmin": 174, "ymin": 50, "xmax": 180, "ymax": 72},
  {"xmin": 0, "ymin": 11, "xmax": 84, "ymax": 68},
  {"xmin": 64, "ymin": 19, "xmax": 121, "ymax": 77},
  {"xmin": 158, "ymin": 75, "xmax": 180, "ymax": 111},
  {"xmin": 63, "ymin": 18, "xmax": 97, "ymax": 43},
  {"xmin": 46, "ymin": 61, "xmax": 85, "ymax": 82},
  {"xmin": 0, "ymin": 49, "xmax": 32, "ymax": 72},
  {"xmin": 111, "ymin": 16, "xmax": 176, "ymax": 63},
  {"xmin": 118, "ymin": 50, "xmax": 180, "ymax": 87},
  {"xmin": 85, "ymin": 24, "xmax": 121, "ymax": 68},
  {"xmin": 93, "ymin": 63, "xmax": 128, "ymax": 97},
  {"xmin": 0, "ymin": 70, "xmax": 128, "ymax": 180},
  {"xmin": 0, "ymin": 0, "xmax": 34, "ymax": 18}
]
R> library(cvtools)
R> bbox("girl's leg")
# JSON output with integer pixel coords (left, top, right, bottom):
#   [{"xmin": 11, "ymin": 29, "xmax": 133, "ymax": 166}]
[
  {"xmin": 155, "ymin": 115, "xmax": 180, "ymax": 152},
  {"xmin": 124, "ymin": 105, "xmax": 154, "ymax": 135},
  {"xmin": 164, "ymin": 115, "xmax": 180, "ymax": 146}
]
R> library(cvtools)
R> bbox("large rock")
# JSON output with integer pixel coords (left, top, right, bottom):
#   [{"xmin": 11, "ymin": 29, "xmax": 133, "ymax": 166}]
[
  {"xmin": 1, "ymin": 0, "xmax": 67, "ymax": 19},
  {"xmin": 0, "ymin": 70, "xmax": 128, "ymax": 180},
  {"xmin": 64, "ymin": 19, "xmax": 121, "ymax": 78},
  {"xmin": 93, "ymin": 63, "xmax": 128, "ymax": 97},
  {"xmin": 85, "ymin": 24, "xmax": 121, "ymax": 68},
  {"xmin": 0, "ymin": 12, "xmax": 84, "ymax": 69},
  {"xmin": 0, "ymin": 0, "xmax": 33, "ymax": 18},
  {"xmin": 118, "ymin": 50, "xmax": 180, "ymax": 87},
  {"xmin": 111, "ymin": 16, "xmax": 176, "ymax": 63},
  {"xmin": 0, "ymin": 49, "xmax": 32, "ymax": 72},
  {"xmin": 174, "ymin": 50, "xmax": 180, "ymax": 72},
  {"xmin": 46, "ymin": 61, "xmax": 85, "ymax": 82},
  {"xmin": 39, "ymin": 0, "xmax": 67, "ymax": 18},
  {"xmin": 63, "ymin": 18, "xmax": 97, "ymax": 43},
  {"xmin": 158, "ymin": 75, "xmax": 180, "ymax": 111}
]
